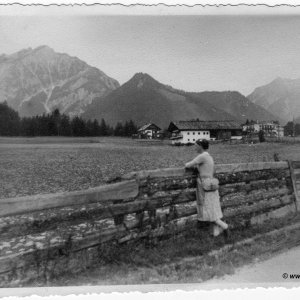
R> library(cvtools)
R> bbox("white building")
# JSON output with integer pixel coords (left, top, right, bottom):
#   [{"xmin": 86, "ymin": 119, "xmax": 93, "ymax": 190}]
[
  {"xmin": 168, "ymin": 120, "xmax": 242, "ymax": 145},
  {"xmin": 243, "ymin": 121, "xmax": 284, "ymax": 137},
  {"xmin": 242, "ymin": 123, "xmax": 260, "ymax": 133}
]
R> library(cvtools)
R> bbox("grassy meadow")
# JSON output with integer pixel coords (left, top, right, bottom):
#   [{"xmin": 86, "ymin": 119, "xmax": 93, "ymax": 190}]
[{"xmin": 1, "ymin": 136, "xmax": 300, "ymax": 199}]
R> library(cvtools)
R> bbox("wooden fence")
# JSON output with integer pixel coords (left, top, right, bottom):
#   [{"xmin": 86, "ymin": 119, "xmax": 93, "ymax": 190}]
[{"xmin": 0, "ymin": 161, "xmax": 299, "ymax": 286}]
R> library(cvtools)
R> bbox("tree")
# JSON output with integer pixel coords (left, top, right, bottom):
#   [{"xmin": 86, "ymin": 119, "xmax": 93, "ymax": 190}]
[
  {"xmin": 258, "ymin": 130, "xmax": 265, "ymax": 142},
  {"xmin": 71, "ymin": 116, "xmax": 86, "ymax": 136},
  {"xmin": 36, "ymin": 114, "xmax": 49, "ymax": 136},
  {"xmin": 126, "ymin": 120, "xmax": 138, "ymax": 136},
  {"xmin": 296, "ymin": 124, "xmax": 300, "ymax": 136},
  {"xmin": 20, "ymin": 117, "xmax": 38, "ymax": 136},
  {"xmin": 99, "ymin": 119, "xmax": 108, "ymax": 136},
  {"xmin": 85, "ymin": 119, "xmax": 95, "ymax": 137},
  {"xmin": 91, "ymin": 119, "xmax": 101, "ymax": 136},
  {"xmin": 114, "ymin": 122, "xmax": 124, "ymax": 136},
  {"xmin": 106, "ymin": 124, "xmax": 114, "ymax": 136},
  {"xmin": 60, "ymin": 114, "xmax": 72, "ymax": 136},
  {"xmin": 284, "ymin": 121, "xmax": 294, "ymax": 136},
  {"xmin": 0, "ymin": 101, "xmax": 20, "ymax": 136}
]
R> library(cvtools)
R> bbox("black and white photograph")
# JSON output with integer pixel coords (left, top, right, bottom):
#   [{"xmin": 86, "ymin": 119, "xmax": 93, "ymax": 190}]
[{"xmin": 0, "ymin": 1, "xmax": 300, "ymax": 293}]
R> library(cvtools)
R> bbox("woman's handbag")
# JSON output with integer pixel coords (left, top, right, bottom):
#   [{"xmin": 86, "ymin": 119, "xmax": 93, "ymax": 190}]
[{"xmin": 201, "ymin": 177, "xmax": 219, "ymax": 192}]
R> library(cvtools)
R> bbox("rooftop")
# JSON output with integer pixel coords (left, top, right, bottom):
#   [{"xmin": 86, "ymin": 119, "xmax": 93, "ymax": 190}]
[
  {"xmin": 168, "ymin": 120, "xmax": 242, "ymax": 131},
  {"xmin": 138, "ymin": 123, "xmax": 161, "ymax": 132}
]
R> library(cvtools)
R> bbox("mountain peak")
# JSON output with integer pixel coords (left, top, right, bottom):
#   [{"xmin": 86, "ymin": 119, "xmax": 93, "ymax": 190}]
[
  {"xmin": 132, "ymin": 72, "xmax": 153, "ymax": 80},
  {"xmin": 248, "ymin": 77, "xmax": 300, "ymax": 123},
  {"xmin": 33, "ymin": 45, "xmax": 54, "ymax": 53},
  {"xmin": 126, "ymin": 72, "xmax": 162, "ymax": 90},
  {"xmin": 0, "ymin": 45, "xmax": 56, "ymax": 63},
  {"xmin": 0, "ymin": 46, "xmax": 119, "ymax": 117},
  {"xmin": 131, "ymin": 72, "xmax": 158, "ymax": 83}
]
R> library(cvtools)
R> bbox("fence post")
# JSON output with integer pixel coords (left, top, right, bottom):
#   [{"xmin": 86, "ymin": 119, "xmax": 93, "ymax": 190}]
[{"xmin": 288, "ymin": 160, "xmax": 300, "ymax": 211}]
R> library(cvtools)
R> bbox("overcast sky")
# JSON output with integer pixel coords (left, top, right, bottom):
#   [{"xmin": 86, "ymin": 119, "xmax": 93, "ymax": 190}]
[{"xmin": 1, "ymin": 14, "xmax": 300, "ymax": 95}]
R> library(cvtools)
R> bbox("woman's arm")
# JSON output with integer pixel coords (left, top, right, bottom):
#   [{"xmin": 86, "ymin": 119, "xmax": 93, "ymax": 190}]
[{"xmin": 185, "ymin": 154, "xmax": 204, "ymax": 169}]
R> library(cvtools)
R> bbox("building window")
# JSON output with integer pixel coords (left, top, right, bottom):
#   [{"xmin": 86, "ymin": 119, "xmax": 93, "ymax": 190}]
[
  {"xmin": 187, "ymin": 132, "xmax": 190, "ymax": 135},
  {"xmin": 193, "ymin": 139, "xmax": 195, "ymax": 141},
  {"xmin": 198, "ymin": 132, "xmax": 200, "ymax": 135},
  {"xmin": 188, "ymin": 139, "xmax": 190, "ymax": 141},
  {"xmin": 193, "ymin": 132, "xmax": 195, "ymax": 135}
]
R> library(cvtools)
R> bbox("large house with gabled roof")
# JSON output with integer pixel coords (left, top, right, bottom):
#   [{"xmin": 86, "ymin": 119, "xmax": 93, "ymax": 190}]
[
  {"xmin": 168, "ymin": 120, "xmax": 242, "ymax": 144},
  {"xmin": 137, "ymin": 122, "xmax": 161, "ymax": 139}
]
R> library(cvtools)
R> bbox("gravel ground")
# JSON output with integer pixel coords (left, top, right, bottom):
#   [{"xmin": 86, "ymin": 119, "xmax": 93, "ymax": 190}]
[{"xmin": 202, "ymin": 246, "xmax": 300, "ymax": 285}]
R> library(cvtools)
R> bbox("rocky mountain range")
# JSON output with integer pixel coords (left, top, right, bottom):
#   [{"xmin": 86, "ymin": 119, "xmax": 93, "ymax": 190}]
[
  {"xmin": 248, "ymin": 77, "xmax": 300, "ymax": 123},
  {"xmin": 83, "ymin": 73, "xmax": 279, "ymax": 128},
  {"xmin": 0, "ymin": 46, "xmax": 284, "ymax": 128},
  {"xmin": 0, "ymin": 46, "xmax": 119, "ymax": 117}
]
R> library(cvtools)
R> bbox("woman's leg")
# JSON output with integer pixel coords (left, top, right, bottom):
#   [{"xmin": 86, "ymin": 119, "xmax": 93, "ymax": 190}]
[
  {"xmin": 215, "ymin": 219, "xmax": 228, "ymax": 230},
  {"xmin": 212, "ymin": 224, "xmax": 223, "ymax": 236}
]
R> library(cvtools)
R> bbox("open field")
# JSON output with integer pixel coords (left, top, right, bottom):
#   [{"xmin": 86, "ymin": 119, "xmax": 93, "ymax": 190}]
[{"xmin": 1, "ymin": 136, "xmax": 300, "ymax": 199}]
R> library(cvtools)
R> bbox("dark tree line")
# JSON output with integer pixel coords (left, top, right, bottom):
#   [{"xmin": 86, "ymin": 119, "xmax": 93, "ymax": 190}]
[
  {"xmin": 284, "ymin": 121, "xmax": 300, "ymax": 137},
  {"xmin": 0, "ymin": 102, "xmax": 138, "ymax": 137}
]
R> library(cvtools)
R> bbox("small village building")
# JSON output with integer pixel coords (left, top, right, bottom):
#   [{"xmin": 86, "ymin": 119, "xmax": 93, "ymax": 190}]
[
  {"xmin": 137, "ymin": 123, "xmax": 162, "ymax": 139},
  {"xmin": 168, "ymin": 120, "xmax": 242, "ymax": 144},
  {"xmin": 243, "ymin": 121, "xmax": 284, "ymax": 137},
  {"xmin": 242, "ymin": 123, "xmax": 260, "ymax": 133}
]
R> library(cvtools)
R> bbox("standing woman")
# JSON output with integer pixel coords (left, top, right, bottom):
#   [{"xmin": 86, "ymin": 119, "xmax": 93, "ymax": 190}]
[{"xmin": 185, "ymin": 139, "xmax": 229, "ymax": 237}]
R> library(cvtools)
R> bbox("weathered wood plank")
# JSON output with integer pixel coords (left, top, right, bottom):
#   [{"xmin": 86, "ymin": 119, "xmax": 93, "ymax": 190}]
[
  {"xmin": 217, "ymin": 169, "xmax": 289, "ymax": 185},
  {"xmin": 221, "ymin": 187, "xmax": 291, "ymax": 208},
  {"xmin": 250, "ymin": 204, "xmax": 297, "ymax": 225},
  {"xmin": 288, "ymin": 160, "xmax": 300, "ymax": 211},
  {"xmin": 0, "ymin": 214, "xmax": 199, "ymax": 276},
  {"xmin": 117, "ymin": 195, "xmax": 294, "ymax": 244},
  {"xmin": 138, "ymin": 177, "xmax": 197, "ymax": 195},
  {"xmin": 138, "ymin": 169, "xmax": 290, "ymax": 195},
  {"xmin": 224, "ymin": 194, "xmax": 294, "ymax": 218},
  {"xmin": 129, "ymin": 192, "xmax": 295, "ymax": 231},
  {"xmin": 215, "ymin": 161, "xmax": 288, "ymax": 174},
  {"xmin": 120, "ymin": 162, "xmax": 288, "ymax": 181},
  {"xmin": 0, "ymin": 189, "xmax": 197, "ymax": 239},
  {"xmin": 121, "ymin": 168, "xmax": 196, "ymax": 180},
  {"xmin": 118, "ymin": 214, "xmax": 199, "ymax": 243},
  {"xmin": 295, "ymin": 173, "xmax": 300, "ymax": 181},
  {"xmin": 219, "ymin": 178, "xmax": 289, "ymax": 197},
  {"xmin": 294, "ymin": 169, "xmax": 300, "ymax": 175},
  {"xmin": 0, "ymin": 180, "xmax": 139, "ymax": 218},
  {"xmin": 291, "ymin": 161, "xmax": 300, "ymax": 169}
]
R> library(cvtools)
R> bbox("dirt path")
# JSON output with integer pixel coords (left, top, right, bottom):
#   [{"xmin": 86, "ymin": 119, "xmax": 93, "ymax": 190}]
[{"xmin": 202, "ymin": 246, "xmax": 300, "ymax": 285}]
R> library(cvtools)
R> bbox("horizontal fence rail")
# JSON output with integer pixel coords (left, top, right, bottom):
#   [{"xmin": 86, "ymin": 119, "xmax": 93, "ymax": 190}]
[
  {"xmin": 0, "ymin": 180, "xmax": 139, "ymax": 218},
  {"xmin": 0, "ymin": 160, "xmax": 299, "ymax": 287}
]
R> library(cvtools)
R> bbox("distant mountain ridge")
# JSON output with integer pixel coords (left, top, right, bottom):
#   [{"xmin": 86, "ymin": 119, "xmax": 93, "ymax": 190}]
[
  {"xmin": 83, "ymin": 72, "xmax": 278, "ymax": 128},
  {"xmin": 0, "ymin": 46, "xmax": 281, "ymax": 128},
  {"xmin": 248, "ymin": 77, "xmax": 300, "ymax": 123},
  {"xmin": 0, "ymin": 46, "xmax": 119, "ymax": 117}
]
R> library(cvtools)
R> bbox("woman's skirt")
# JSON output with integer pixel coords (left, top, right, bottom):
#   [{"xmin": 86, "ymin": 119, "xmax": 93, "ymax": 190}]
[{"xmin": 196, "ymin": 178, "xmax": 223, "ymax": 222}]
